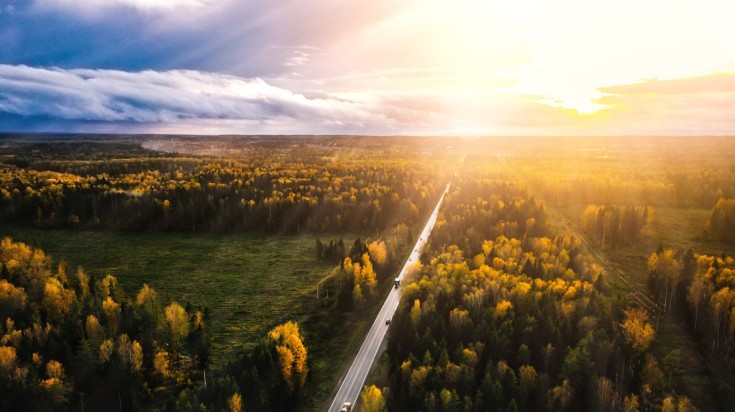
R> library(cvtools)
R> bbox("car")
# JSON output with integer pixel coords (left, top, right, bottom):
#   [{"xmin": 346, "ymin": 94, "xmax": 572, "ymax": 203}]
[{"xmin": 385, "ymin": 319, "xmax": 391, "ymax": 325}]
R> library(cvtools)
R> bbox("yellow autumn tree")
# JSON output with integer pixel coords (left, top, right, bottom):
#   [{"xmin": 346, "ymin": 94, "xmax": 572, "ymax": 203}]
[
  {"xmin": 136, "ymin": 283, "xmax": 158, "ymax": 308},
  {"xmin": 623, "ymin": 394, "xmax": 640, "ymax": 412},
  {"xmin": 0, "ymin": 279, "xmax": 27, "ymax": 317},
  {"xmin": 164, "ymin": 302, "xmax": 189, "ymax": 349},
  {"xmin": 228, "ymin": 393, "xmax": 242, "ymax": 412},
  {"xmin": 0, "ymin": 345, "xmax": 17, "ymax": 375},
  {"xmin": 496, "ymin": 299, "xmax": 513, "ymax": 318},
  {"xmin": 360, "ymin": 385, "xmax": 386, "ymax": 412},
  {"xmin": 76, "ymin": 267, "xmax": 90, "ymax": 300},
  {"xmin": 154, "ymin": 350, "xmax": 171, "ymax": 379},
  {"xmin": 85, "ymin": 315, "xmax": 104, "ymax": 345},
  {"xmin": 162, "ymin": 199, "xmax": 171, "ymax": 229},
  {"xmin": 621, "ymin": 308, "xmax": 655, "ymax": 353},
  {"xmin": 267, "ymin": 321, "xmax": 308, "ymax": 390},
  {"xmin": 42, "ymin": 278, "xmax": 75, "ymax": 321},
  {"xmin": 410, "ymin": 299, "xmax": 422, "ymax": 326},
  {"xmin": 130, "ymin": 340, "xmax": 143, "ymax": 372},
  {"xmin": 46, "ymin": 359, "xmax": 64, "ymax": 379},
  {"xmin": 112, "ymin": 334, "xmax": 144, "ymax": 372},
  {"xmin": 99, "ymin": 339, "xmax": 114, "ymax": 364},
  {"xmin": 0, "ymin": 238, "xmax": 51, "ymax": 298},
  {"xmin": 41, "ymin": 359, "xmax": 69, "ymax": 406},
  {"xmin": 367, "ymin": 241, "xmax": 387, "ymax": 265},
  {"xmin": 102, "ymin": 296, "xmax": 121, "ymax": 335},
  {"xmin": 98, "ymin": 274, "xmax": 119, "ymax": 299}
]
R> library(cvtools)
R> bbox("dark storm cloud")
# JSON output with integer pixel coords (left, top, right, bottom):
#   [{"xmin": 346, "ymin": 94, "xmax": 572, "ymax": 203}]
[{"xmin": 0, "ymin": 64, "xmax": 375, "ymax": 124}]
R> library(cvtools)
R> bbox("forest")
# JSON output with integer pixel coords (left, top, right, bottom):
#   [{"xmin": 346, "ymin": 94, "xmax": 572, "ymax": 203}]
[
  {"xmin": 381, "ymin": 168, "xmax": 671, "ymax": 411},
  {"xmin": 2, "ymin": 135, "xmax": 735, "ymax": 411}
]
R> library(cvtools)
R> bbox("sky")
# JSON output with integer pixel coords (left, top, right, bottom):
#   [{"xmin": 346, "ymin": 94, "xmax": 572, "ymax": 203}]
[{"xmin": 1, "ymin": 0, "xmax": 735, "ymax": 135}]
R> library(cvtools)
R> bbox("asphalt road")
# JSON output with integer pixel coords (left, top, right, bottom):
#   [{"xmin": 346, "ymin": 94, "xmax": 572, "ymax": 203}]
[{"xmin": 328, "ymin": 182, "xmax": 451, "ymax": 412}]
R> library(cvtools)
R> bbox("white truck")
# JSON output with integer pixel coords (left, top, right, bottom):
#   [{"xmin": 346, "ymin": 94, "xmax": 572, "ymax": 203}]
[{"xmin": 340, "ymin": 401, "xmax": 352, "ymax": 412}]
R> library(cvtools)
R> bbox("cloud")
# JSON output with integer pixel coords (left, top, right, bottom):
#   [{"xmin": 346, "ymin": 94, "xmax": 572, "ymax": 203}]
[
  {"xmin": 2, "ymin": 64, "xmax": 734, "ymax": 136},
  {"xmin": 0, "ymin": 64, "xmax": 371, "ymax": 123},
  {"xmin": 0, "ymin": 64, "xmax": 467, "ymax": 134},
  {"xmin": 0, "ymin": 63, "xmax": 564, "ymax": 135},
  {"xmin": 592, "ymin": 74, "xmax": 735, "ymax": 135}
]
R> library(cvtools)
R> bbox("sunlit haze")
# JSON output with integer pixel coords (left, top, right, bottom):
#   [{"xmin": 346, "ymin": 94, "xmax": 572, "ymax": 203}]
[{"xmin": 1, "ymin": 0, "xmax": 734, "ymax": 135}]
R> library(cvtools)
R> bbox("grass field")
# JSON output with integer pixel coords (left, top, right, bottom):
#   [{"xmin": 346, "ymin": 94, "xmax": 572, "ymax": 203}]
[{"xmin": 1, "ymin": 225, "xmax": 363, "ymax": 367}]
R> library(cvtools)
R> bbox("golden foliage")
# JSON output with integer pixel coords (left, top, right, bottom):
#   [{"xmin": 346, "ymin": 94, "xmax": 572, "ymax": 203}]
[
  {"xmin": 367, "ymin": 241, "xmax": 387, "ymax": 265},
  {"xmin": 194, "ymin": 311, "xmax": 204, "ymax": 329},
  {"xmin": 131, "ymin": 340, "xmax": 143, "ymax": 372},
  {"xmin": 449, "ymin": 307, "xmax": 469, "ymax": 331},
  {"xmin": 268, "ymin": 321, "xmax": 308, "ymax": 390},
  {"xmin": 519, "ymin": 365, "xmax": 537, "ymax": 392},
  {"xmin": 154, "ymin": 350, "xmax": 171, "ymax": 379},
  {"xmin": 400, "ymin": 359, "xmax": 412, "ymax": 377},
  {"xmin": 274, "ymin": 345, "xmax": 295, "ymax": 387},
  {"xmin": 99, "ymin": 339, "xmax": 114, "ymax": 364},
  {"xmin": 99, "ymin": 274, "xmax": 118, "ymax": 298},
  {"xmin": 227, "ymin": 393, "xmax": 242, "ymax": 412},
  {"xmin": 360, "ymin": 385, "xmax": 386, "ymax": 412},
  {"xmin": 46, "ymin": 359, "xmax": 64, "ymax": 379},
  {"xmin": 410, "ymin": 299, "xmax": 422, "ymax": 326},
  {"xmin": 0, "ymin": 345, "xmax": 17, "ymax": 374},
  {"xmin": 661, "ymin": 396, "xmax": 676, "ymax": 412},
  {"xmin": 1, "ymin": 328, "xmax": 22, "ymax": 347},
  {"xmin": 85, "ymin": 315, "xmax": 103, "ymax": 344},
  {"xmin": 32, "ymin": 352, "xmax": 43, "ymax": 367},
  {"xmin": 0, "ymin": 279, "xmax": 27, "ymax": 313},
  {"xmin": 409, "ymin": 366, "xmax": 429, "ymax": 393},
  {"xmin": 676, "ymin": 396, "xmax": 698, "ymax": 412},
  {"xmin": 76, "ymin": 267, "xmax": 90, "ymax": 299},
  {"xmin": 0, "ymin": 237, "xmax": 51, "ymax": 296},
  {"xmin": 40, "ymin": 377, "xmax": 62, "ymax": 390},
  {"xmin": 136, "ymin": 283, "xmax": 158, "ymax": 307},
  {"xmin": 462, "ymin": 348, "xmax": 478, "ymax": 367},
  {"xmin": 102, "ymin": 296, "xmax": 121, "ymax": 334},
  {"xmin": 621, "ymin": 308, "xmax": 655, "ymax": 352},
  {"xmin": 42, "ymin": 278, "xmax": 76, "ymax": 320},
  {"xmin": 164, "ymin": 302, "xmax": 189, "ymax": 341},
  {"xmin": 495, "ymin": 299, "xmax": 513, "ymax": 318}
]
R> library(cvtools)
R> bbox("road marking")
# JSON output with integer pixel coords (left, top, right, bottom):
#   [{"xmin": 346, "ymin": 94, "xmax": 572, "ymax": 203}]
[{"xmin": 328, "ymin": 181, "xmax": 451, "ymax": 412}]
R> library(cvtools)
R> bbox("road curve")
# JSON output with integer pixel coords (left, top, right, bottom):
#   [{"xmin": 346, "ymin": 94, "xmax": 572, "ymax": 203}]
[{"xmin": 328, "ymin": 182, "xmax": 451, "ymax": 411}]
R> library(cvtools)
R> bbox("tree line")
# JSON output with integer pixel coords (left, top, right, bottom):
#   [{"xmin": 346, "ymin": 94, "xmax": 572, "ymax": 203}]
[
  {"xmin": 0, "ymin": 152, "xmax": 441, "ymax": 233},
  {"xmin": 581, "ymin": 204, "xmax": 650, "ymax": 249},
  {"xmin": 648, "ymin": 247, "xmax": 735, "ymax": 359}
]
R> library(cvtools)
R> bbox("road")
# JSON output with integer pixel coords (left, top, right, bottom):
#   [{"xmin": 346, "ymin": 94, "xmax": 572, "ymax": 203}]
[{"xmin": 328, "ymin": 181, "xmax": 451, "ymax": 412}]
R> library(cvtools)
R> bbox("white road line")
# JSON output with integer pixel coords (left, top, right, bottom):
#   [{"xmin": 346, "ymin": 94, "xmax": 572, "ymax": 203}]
[{"xmin": 328, "ymin": 182, "xmax": 451, "ymax": 412}]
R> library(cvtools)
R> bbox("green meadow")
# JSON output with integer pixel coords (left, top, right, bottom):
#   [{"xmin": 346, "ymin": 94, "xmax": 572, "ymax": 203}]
[{"xmin": 2, "ymin": 225, "xmax": 361, "ymax": 367}]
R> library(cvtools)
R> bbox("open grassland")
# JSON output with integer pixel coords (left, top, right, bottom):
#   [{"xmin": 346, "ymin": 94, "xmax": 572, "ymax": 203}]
[{"xmin": 1, "ymin": 225, "xmax": 360, "ymax": 366}]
